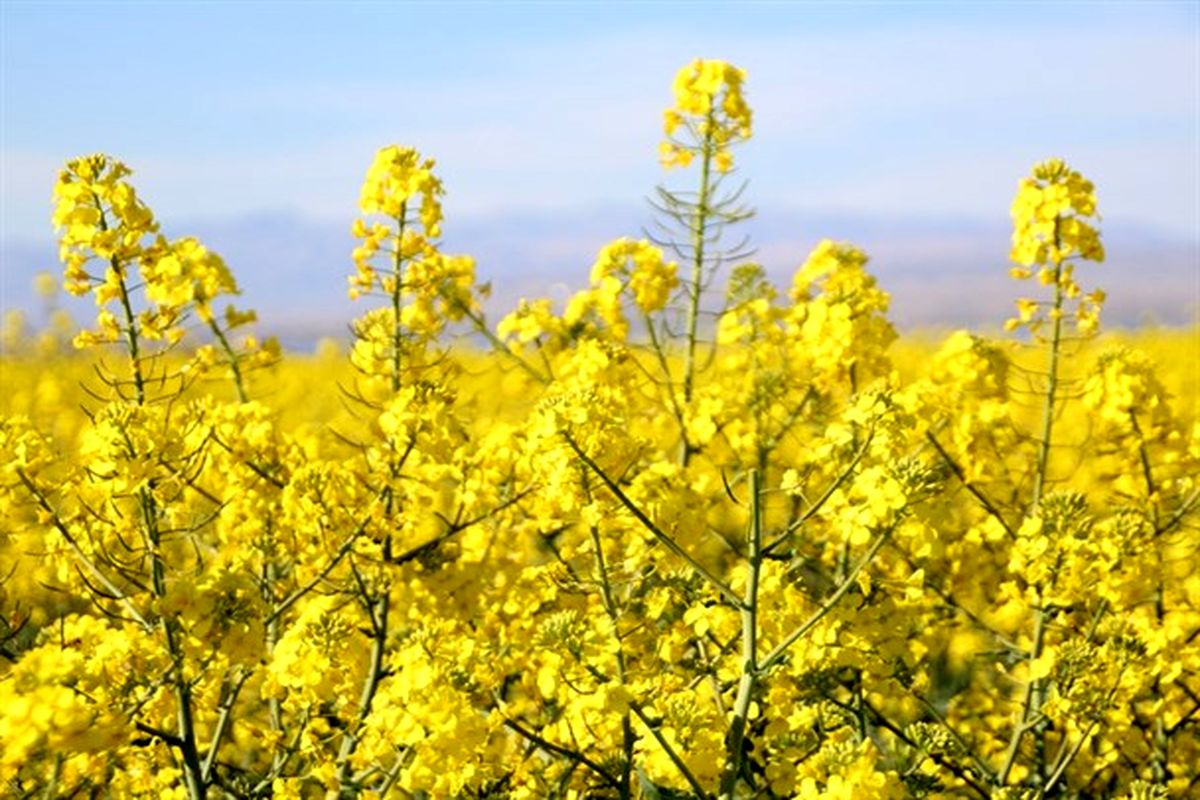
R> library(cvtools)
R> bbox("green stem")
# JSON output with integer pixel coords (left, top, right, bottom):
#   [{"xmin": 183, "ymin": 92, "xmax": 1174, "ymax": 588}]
[
  {"xmin": 336, "ymin": 592, "xmax": 391, "ymax": 794},
  {"xmin": 642, "ymin": 308, "xmax": 691, "ymax": 457},
  {"xmin": 207, "ymin": 317, "xmax": 248, "ymax": 402},
  {"xmin": 94, "ymin": 196, "xmax": 147, "ymax": 405},
  {"xmin": 41, "ymin": 755, "xmax": 62, "ymax": 799},
  {"xmin": 588, "ymin": 523, "xmax": 634, "ymax": 799},
  {"xmin": 201, "ymin": 669, "xmax": 250, "ymax": 784},
  {"xmin": 680, "ymin": 111, "xmax": 716, "ymax": 467},
  {"xmin": 390, "ymin": 202, "xmax": 408, "ymax": 393},
  {"xmin": 141, "ymin": 480, "xmax": 205, "ymax": 799},
  {"xmin": 1030, "ymin": 231, "xmax": 1065, "ymax": 512},
  {"xmin": 116, "ymin": 322, "xmax": 204, "ymax": 798},
  {"xmin": 457, "ymin": 300, "xmax": 549, "ymax": 384},
  {"xmin": 721, "ymin": 470, "xmax": 762, "ymax": 800},
  {"xmin": 102, "ymin": 201, "xmax": 206, "ymax": 797},
  {"xmin": 997, "ymin": 600, "xmax": 1047, "ymax": 785},
  {"xmin": 114, "ymin": 265, "xmax": 148, "ymax": 405},
  {"xmin": 264, "ymin": 557, "xmax": 287, "ymax": 773},
  {"xmin": 1002, "ymin": 227, "xmax": 1065, "ymax": 789},
  {"xmin": 164, "ymin": 617, "xmax": 206, "ymax": 799}
]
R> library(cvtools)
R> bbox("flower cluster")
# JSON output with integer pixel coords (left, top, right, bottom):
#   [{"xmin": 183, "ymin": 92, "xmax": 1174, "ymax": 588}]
[
  {"xmin": 1007, "ymin": 158, "xmax": 1107, "ymax": 334},
  {"xmin": 661, "ymin": 58, "xmax": 752, "ymax": 171},
  {"xmin": 348, "ymin": 145, "xmax": 484, "ymax": 390},
  {"xmin": 52, "ymin": 154, "xmax": 271, "ymax": 396}
]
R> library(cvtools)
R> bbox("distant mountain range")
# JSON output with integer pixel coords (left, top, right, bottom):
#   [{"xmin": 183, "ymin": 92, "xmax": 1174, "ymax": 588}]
[{"xmin": 3, "ymin": 205, "xmax": 1195, "ymax": 349}]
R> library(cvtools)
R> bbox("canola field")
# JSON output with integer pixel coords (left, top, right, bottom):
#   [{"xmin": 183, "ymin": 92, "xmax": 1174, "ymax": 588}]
[{"xmin": 1, "ymin": 60, "xmax": 1198, "ymax": 799}]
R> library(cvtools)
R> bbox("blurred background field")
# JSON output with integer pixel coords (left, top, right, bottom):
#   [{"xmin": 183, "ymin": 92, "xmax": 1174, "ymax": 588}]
[{"xmin": 4, "ymin": 320, "xmax": 1196, "ymax": 444}]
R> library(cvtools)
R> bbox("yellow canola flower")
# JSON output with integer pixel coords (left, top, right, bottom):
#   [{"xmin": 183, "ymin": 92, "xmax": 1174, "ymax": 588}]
[
  {"xmin": 51, "ymin": 154, "xmax": 255, "ymax": 360},
  {"xmin": 33, "ymin": 272, "xmax": 57, "ymax": 300},
  {"xmin": 497, "ymin": 298, "xmax": 560, "ymax": 347},
  {"xmin": 53, "ymin": 154, "xmax": 159, "ymax": 297},
  {"xmin": 661, "ymin": 58, "xmax": 752, "ymax": 170},
  {"xmin": 141, "ymin": 237, "xmax": 238, "ymax": 323},
  {"xmin": 266, "ymin": 594, "xmax": 363, "ymax": 703},
  {"xmin": 669, "ymin": 58, "xmax": 751, "ymax": 135},
  {"xmin": 788, "ymin": 239, "xmax": 896, "ymax": 386},
  {"xmin": 1010, "ymin": 158, "xmax": 1103, "ymax": 268},
  {"xmin": 1007, "ymin": 158, "xmax": 1106, "ymax": 335},
  {"xmin": 357, "ymin": 144, "xmax": 444, "ymax": 237},
  {"xmin": 53, "ymin": 154, "xmax": 158, "ymax": 263},
  {"xmin": 590, "ymin": 237, "xmax": 679, "ymax": 314}
]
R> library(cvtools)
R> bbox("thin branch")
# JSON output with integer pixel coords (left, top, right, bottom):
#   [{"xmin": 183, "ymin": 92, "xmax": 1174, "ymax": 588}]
[
  {"xmin": 389, "ymin": 488, "xmax": 532, "ymax": 565},
  {"xmin": 765, "ymin": 428, "xmax": 874, "ymax": 554},
  {"xmin": 851, "ymin": 696, "xmax": 992, "ymax": 799},
  {"xmin": 759, "ymin": 527, "xmax": 890, "ymax": 672},
  {"xmin": 201, "ymin": 668, "xmax": 252, "ymax": 784},
  {"xmin": 16, "ymin": 469, "xmax": 151, "ymax": 630},
  {"xmin": 502, "ymin": 716, "xmax": 622, "ymax": 791},
  {"xmin": 135, "ymin": 720, "xmax": 185, "ymax": 748},
  {"xmin": 1158, "ymin": 485, "xmax": 1200, "ymax": 537},
  {"xmin": 563, "ymin": 434, "xmax": 742, "ymax": 608},
  {"xmin": 628, "ymin": 701, "xmax": 713, "ymax": 800},
  {"xmin": 262, "ymin": 522, "xmax": 364, "ymax": 628},
  {"xmin": 925, "ymin": 431, "xmax": 1016, "ymax": 540}
]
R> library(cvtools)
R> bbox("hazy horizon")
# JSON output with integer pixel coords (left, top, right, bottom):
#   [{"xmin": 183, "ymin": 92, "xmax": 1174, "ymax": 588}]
[{"xmin": 3, "ymin": 202, "xmax": 1195, "ymax": 348}]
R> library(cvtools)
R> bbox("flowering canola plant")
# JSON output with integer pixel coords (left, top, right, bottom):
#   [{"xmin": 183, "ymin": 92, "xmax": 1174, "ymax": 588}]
[{"xmin": 1, "ymin": 60, "xmax": 1198, "ymax": 800}]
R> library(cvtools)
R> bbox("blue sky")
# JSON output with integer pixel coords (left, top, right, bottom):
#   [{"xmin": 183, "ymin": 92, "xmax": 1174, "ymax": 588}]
[
  {"xmin": 4, "ymin": 1, "xmax": 1197, "ymax": 234},
  {"xmin": 2, "ymin": 1, "xmax": 1197, "ymax": 331}
]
